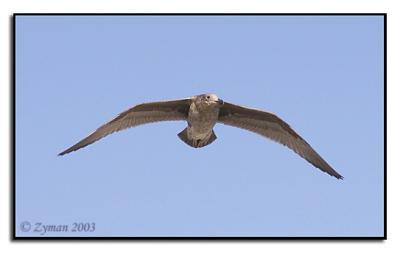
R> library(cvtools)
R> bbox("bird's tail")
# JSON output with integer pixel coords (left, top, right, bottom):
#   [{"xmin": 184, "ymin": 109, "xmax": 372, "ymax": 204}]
[{"xmin": 177, "ymin": 128, "xmax": 217, "ymax": 148}]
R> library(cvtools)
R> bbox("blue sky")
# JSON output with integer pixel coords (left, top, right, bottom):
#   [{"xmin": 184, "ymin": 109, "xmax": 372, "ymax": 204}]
[{"xmin": 15, "ymin": 15, "xmax": 384, "ymax": 237}]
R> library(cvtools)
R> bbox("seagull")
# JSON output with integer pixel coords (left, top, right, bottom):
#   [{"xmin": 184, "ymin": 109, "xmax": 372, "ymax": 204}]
[{"xmin": 59, "ymin": 93, "xmax": 343, "ymax": 179}]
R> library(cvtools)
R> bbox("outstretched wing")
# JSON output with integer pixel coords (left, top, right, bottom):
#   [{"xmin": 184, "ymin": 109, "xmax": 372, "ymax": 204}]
[
  {"xmin": 218, "ymin": 102, "xmax": 343, "ymax": 179},
  {"xmin": 59, "ymin": 99, "xmax": 191, "ymax": 155}
]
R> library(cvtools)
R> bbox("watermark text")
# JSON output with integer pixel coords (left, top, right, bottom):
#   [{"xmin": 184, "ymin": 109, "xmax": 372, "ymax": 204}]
[{"xmin": 20, "ymin": 221, "xmax": 96, "ymax": 235}]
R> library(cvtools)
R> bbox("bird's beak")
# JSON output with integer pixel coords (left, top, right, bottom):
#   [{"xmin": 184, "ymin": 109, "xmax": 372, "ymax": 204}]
[{"xmin": 218, "ymin": 99, "xmax": 224, "ymax": 105}]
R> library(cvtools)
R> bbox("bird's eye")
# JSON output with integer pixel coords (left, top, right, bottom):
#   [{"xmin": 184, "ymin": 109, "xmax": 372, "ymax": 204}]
[{"xmin": 206, "ymin": 96, "xmax": 210, "ymax": 99}]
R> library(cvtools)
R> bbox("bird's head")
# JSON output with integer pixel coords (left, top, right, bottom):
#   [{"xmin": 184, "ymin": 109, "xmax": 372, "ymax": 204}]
[{"xmin": 195, "ymin": 93, "xmax": 224, "ymax": 109}]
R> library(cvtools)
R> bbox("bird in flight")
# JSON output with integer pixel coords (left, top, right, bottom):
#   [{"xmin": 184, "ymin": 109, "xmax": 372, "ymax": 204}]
[{"xmin": 59, "ymin": 93, "xmax": 343, "ymax": 179}]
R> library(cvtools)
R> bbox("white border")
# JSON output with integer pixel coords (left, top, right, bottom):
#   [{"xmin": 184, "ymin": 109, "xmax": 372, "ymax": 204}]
[{"xmin": 1, "ymin": 1, "xmax": 396, "ymax": 252}]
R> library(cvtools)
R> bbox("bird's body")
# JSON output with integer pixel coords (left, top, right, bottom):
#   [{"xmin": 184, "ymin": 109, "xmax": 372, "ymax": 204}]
[
  {"xmin": 59, "ymin": 93, "xmax": 343, "ymax": 179},
  {"xmin": 181, "ymin": 94, "xmax": 222, "ymax": 147}
]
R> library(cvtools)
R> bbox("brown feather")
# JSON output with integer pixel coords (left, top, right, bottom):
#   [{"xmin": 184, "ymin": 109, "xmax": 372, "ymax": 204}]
[
  {"xmin": 218, "ymin": 102, "xmax": 343, "ymax": 179},
  {"xmin": 59, "ymin": 99, "xmax": 191, "ymax": 155}
]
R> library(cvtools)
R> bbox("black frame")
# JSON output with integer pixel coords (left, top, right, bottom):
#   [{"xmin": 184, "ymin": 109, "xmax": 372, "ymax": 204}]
[{"xmin": 11, "ymin": 13, "xmax": 387, "ymax": 240}]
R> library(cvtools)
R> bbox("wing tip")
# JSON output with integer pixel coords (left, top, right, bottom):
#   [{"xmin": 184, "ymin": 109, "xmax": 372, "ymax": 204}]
[
  {"xmin": 58, "ymin": 148, "xmax": 74, "ymax": 156},
  {"xmin": 332, "ymin": 173, "xmax": 344, "ymax": 180},
  {"xmin": 58, "ymin": 150, "xmax": 68, "ymax": 156}
]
